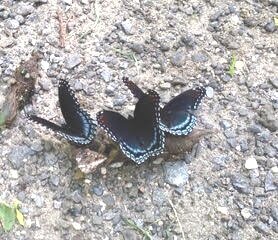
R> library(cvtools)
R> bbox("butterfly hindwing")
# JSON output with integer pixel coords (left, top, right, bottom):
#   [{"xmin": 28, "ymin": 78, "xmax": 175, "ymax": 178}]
[{"xmin": 160, "ymin": 87, "xmax": 206, "ymax": 135}]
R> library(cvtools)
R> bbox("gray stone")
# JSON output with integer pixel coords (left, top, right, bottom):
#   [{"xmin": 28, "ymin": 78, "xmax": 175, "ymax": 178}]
[
  {"xmin": 210, "ymin": 11, "xmax": 223, "ymax": 21},
  {"xmin": 264, "ymin": 21, "xmax": 276, "ymax": 33},
  {"xmin": 227, "ymin": 138, "xmax": 238, "ymax": 148},
  {"xmin": 113, "ymin": 95, "xmax": 126, "ymax": 107},
  {"xmin": 122, "ymin": 229, "xmax": 140, "ymax": 240},
  {"xmin": 163, "ymin": 161, "xmax": 189, "ymax": 187},
  {"xmin": 71, "ymin": 190, "xmax": 83, "ymax": 203},
  {"xmin": 220, "ymin": 120, "xmax": 232, "ymax": 129},
  {"xmin": 121, "ymin": 19, "xmax": 133, "ymax": 35},
  {"xmin": 264, "ymin": 145, "xmax": 276, "ymax": 158},
  {"xmin": 152, "ymin": 188, "xmax": 166, "ymax": 205},
  {"xmin": 212, "ymin": 156, "xmax": 230, "ymax": 171},
  {"xmin": 265, "ymin": 171, "xmax": 277, "ymax": 192},
  {"xmin": 130, "ymin": 43, "xmax": 144, "ymax": 54},
  {"xmin": 254, "ymin": 222, "xmax": 270, "ymax": 235},
  {"xmin": 103, "ymin": 195, "xmax": 115, "ymax": 207},
  {"xmin": 270, "ymin": 0, "xmax": 278, "ymax": 6},
  {"xmin": 269, "ymin": 78, "xmax": 278, "ymax": 88},
  {"xmin": 91, "ymin": 185, "xmax": 104, "ymax": 196},
  {"xmin": 231, "ymin": 174, "xmax": 251, "ymax": 194},
  {"xmin": 14, "ymin": 2, "xmax": 35, "ymax": 16},
  {"xmin": 100, "ymin": 69, "xmax": 111, "ymax": 82},
  {"xmin": 8, "ymin": 146, "xmax": 33, "ymax": 169},
  {"xmin": 181, "ymin": 34, "xmax": 196, "ymax": 48},
  {"xmin": 248, "ymin": 124, "xmax": 262, "ymax": 134},
  {"xmin": 191, "ymin": 53, "xmax": 208, "ymax": 63},
  {"xmin": 91, "ymin": 214, "xmax": 103, "ymax": 225},
  {"xmin": 65, "ymin": 54, "xmax": 82, "ymax": 69},
  {"xmin": 259, "ymin": 105, "xmax": 278, "ymax": 132},
  {"xmin": 31, "ymin": 194, "xmax": 44, "ymax": 208},
  {"xmin": 171, "ymin": 51, "xmax": 186, "ymax": 67},
  {"xmin": 5, "ymin": 19, "xmax": 20, "ymax": 29},
  {"xmin": 271, "ymin": 205, "xmax": 278, "ymax": 221},
  {"xmin": 49, "ymin": 175, "xmax": 60, "ymax": 186}
]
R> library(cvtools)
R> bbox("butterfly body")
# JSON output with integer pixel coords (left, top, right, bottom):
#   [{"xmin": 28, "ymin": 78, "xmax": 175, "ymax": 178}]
[{"xmin": 28, "ymin": 80, "xmax": 96, "ymax": 145}]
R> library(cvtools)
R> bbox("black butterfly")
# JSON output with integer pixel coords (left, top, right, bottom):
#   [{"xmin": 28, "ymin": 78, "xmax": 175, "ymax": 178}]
[
  {"xmin": 27, "ymin": 80, "xmax": 96, "ymax": 145},
  {"xmin": 97, "ymin": 88, "xmax": 165, "ymax": 164},
  {"xmin": 123, "ymin": 77, "xmax": 206, "ymax": 136}
]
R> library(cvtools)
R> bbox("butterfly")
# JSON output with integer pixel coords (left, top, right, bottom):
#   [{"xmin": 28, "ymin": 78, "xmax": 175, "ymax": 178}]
[
  {"xmin": 97, "ymin": 87, "xmax": 165, "ymax": 164},
  {"xmin": 122, "ymin": 77, "xmax": 206, "ymax": 136},
  {"xmin": 27, "ymin": 80, "xmax": 97, "ymax": 145}
]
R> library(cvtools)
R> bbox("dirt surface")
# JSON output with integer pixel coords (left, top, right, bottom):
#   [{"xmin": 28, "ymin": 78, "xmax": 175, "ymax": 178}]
[{"xmin": 0, "ymin": 0, "xmax": 277, "ymax": 239}]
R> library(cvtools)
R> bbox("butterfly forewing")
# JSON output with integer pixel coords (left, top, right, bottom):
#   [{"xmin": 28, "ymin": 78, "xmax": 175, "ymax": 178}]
[{"xmin": 28, "ymin": 80, "xmax": 96, "ymax": 145}]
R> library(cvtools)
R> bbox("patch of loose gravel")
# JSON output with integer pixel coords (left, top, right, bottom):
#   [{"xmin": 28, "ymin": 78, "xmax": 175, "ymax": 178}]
[{"xmin": 0, "ymin": 0, "xmax": 277, "ymax": 239}]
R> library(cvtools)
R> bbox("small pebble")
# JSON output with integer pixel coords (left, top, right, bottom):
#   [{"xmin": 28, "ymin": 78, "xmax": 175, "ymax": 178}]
[
  {"xmin": 205, "ymin": 87, "xmax": 214, "ymax": 98},
  {"xmin": 245, "ymin": 157, "xmax": 258, "ymax": 170},
  {"xmin": 241, "ymin": 208, "xmax": 251, "ymax": 220}
]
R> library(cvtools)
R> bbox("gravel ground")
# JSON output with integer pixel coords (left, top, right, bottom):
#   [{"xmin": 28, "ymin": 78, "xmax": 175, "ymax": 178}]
[{"xmin": 0, "ymin": 0, "xmax": 277, "ymax": 239}]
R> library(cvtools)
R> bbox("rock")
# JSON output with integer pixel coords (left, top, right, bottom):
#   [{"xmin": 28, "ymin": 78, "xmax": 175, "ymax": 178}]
[
  {"xmin": 49, "ymin": 175, "xmax": 60, "ymax": 186},
  {"xmin": 163, "ymin": 161, "xmax": 189, "ymax": 187},
  {"xmin": 180, "ymin": 34, "xmax": 196, "ymax": 48},
  {"xmin": 72, "ymin": 222, "xmax": 81, "ymax": 230},
  {"xmin": 10, "ymin": 169, "xmax": 19, "ymax": 179},
  {"xmin": 220, "ymin": 120, "xmax": 232, "ymax": 129},
  {"xmin": 65, "ymin": 54, "xmax": 82, "ymax": 69},
  {"xmin": 8, "ymin": 146, "xmax": 33, "ymax": 169},
  {"xmin": 171, "ymin": 50, "xmax": 186, "ymax": 67},
  {"xmin": 159, "ymin": 82, "xmax": 171, "ymax": 90},
  {"xmin": 271, "ymin": 205, "xmax": 278, "ymax": 221},
  {"xmin": 254, "ymin": 222, "xmax": 270, "ymax": 235},
  {"xmin": 244, "ymin": 157, "xmax": 258, "ymax": 170},
  {"xmin": 5, "ymin": 19, "xmax": 20, "ymax": 29},
  {"xmin": 191, "ymin": 53, "xmax": 208, "ymax": 63},
  {"xmin": 241, "ymin": 208, "xmax": 251, "ymax": 220},
  {"xmin": 259, "ymin": 105, "xmax": 278, "ymax": 132},
  {"xmin": 100, "ymin": 69, "xmax": 111, "ymax": 82},
  {"xmin": 121, "ymin": 19, "xmax": 134, "ymax": 35},
  {"xmin": 110, "ymin": 162, "xmax": 124, "ymax": 168},
  {"xmin": 152, "ymin": 188, "xmax": 166, "ymax": 205},
  {"xmin": 217, "ymin": 206, "xmax": 229, "ymax": 216},
  {"xmin": 212, "ymin": 155, "xmax": 230, "ymax": 171},
  {"xmin": 91, "ymin": 214, "xmax": 103, "ymax": 225},
  {"xmin": 129, "ymin": 43, "xmax": 144, "ymax": 54},
  {"xmin": 264, "ymin": 145, "xmax": 276, "ymax": 158},
  {"xmin": 91, "ymin": 185, "xmax": 104, "ymax": 196},
  {"xmin": 264, "ymin": 21, "xmax": 276, "ymax": 33},
  {"xmin": 210, "ymin": 11, "xmax": 223, "ymax": 21},
  {"xmin": 122, "ymin": 229, "xmax": 139, "ymax": 240},
  {"xmin": 271, "ymin": 166, "xmax": 278, "ymax": 173},
  {"xmin": 31, "ymin": 194, "xmax": 44, "ymax": 208},
  {"xmin": 231, "ymin": 174, "xmax": 251, "ymax": 194},
  {"xmin": 102, "ymin": 195, "xmax": 115, "ymax": 208},
  {"xmin": 14, "ymin": 2, "xmax": 35, "ymax": 16},
  {"xmin": 265, "ymin": 171, "xmax": 277, "ymax": 192},
  {"xmin": 205, "ymin": 87, "xmax": 214, "ymax": 98},
  {"xmin": 269, "ymin": 78, "xmax": 278, "ymax": 88}
]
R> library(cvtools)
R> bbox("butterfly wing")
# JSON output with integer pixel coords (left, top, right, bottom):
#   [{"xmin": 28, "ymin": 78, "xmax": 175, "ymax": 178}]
[
  {"xmin": 122, "ymin": 77, "xmax": 145, "ymax": 99},
  {"xmin": 58, "ymin": 80, "xmax": 96, "ymax": 144},
  {"xmin": 97, "ymin": 90, "xmax": 165, "ymax": 164},
  {"xmin": 160, "ymin": 87, "xmax": 206, "ymax": 135}
]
